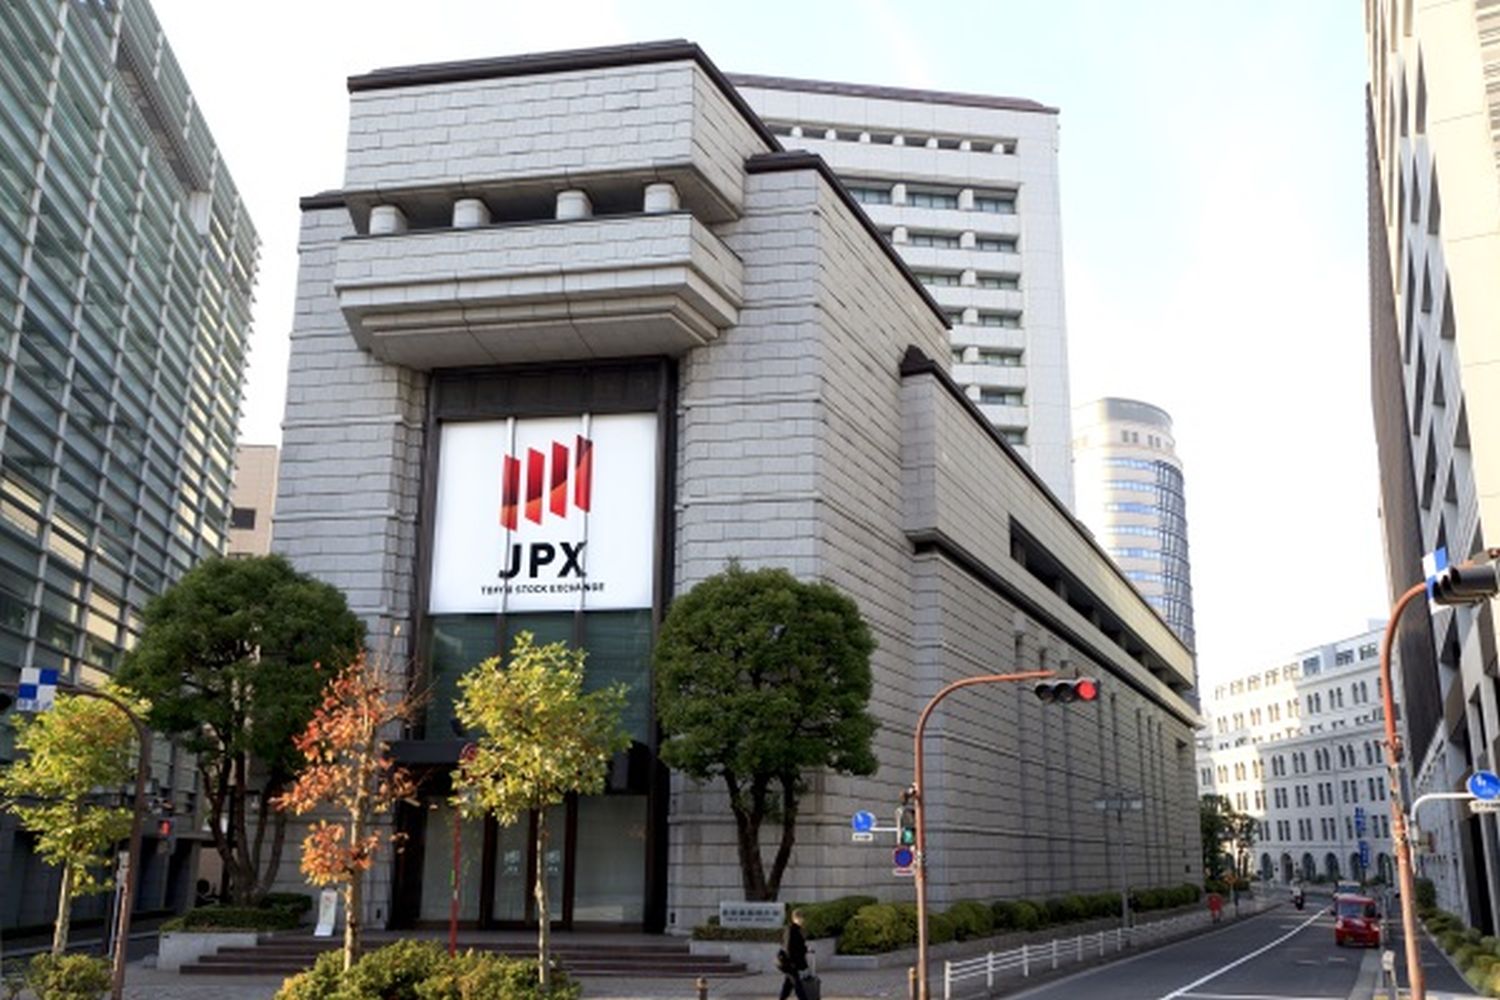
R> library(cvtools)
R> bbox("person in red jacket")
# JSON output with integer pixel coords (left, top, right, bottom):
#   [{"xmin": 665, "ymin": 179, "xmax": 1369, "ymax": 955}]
[{"xmin": 1207, "ymin": 891, "xmax": 1224, "ymax": 924}]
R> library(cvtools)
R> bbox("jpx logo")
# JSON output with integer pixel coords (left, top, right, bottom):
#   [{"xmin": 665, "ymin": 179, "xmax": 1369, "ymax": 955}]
[{"xmin": 498, "ymin": 435, "xmax": 593, "ymax": 580}]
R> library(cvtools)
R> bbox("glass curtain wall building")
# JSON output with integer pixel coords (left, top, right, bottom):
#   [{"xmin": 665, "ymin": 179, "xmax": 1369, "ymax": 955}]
[
  {"xmin": 1071, "ymin": 398, "xmax": 1195, "ymax": 648},
  {"xmin": 0, "ymin": 0, "xmax": 257, "ymax": 930}
]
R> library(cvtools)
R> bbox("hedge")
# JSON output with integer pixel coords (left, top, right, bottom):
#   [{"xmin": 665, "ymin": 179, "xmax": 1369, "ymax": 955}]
[
  {"xmin": 795, "ymin": 895, "xmax": 879, "ymax": 940},
  {"xmin": 273, "ymin": 942, "xmax": 578, "ymax": 1000},
  {"xmin": 161, "ymin": 905, "xmax": 301, "ymax": 932}
]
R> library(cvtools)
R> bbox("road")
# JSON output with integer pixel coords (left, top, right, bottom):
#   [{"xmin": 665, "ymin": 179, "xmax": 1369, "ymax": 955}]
[{"xmin": 1004, "ymin": 904, "xmax": 1474, "ymax": 1000}]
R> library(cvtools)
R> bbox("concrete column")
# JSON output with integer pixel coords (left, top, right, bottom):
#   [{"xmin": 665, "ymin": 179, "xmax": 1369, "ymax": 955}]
[
  {"xmin": 824, "ymin": 128, "xmax": 838, "ymax": 141},
  {"xmin": 858, "ymin": 131, "xmax": 871, "ymax": 143},
  {"xmin": 452, "ymin": 198, "xmax": 490, "ymax": 228},
  {"xmin": 959, "ymin": 139, "xmax": 973, "ymax": 152},
  {"xmin": 891, "ymin": 225, "xmax": 909, "ymax": 244},
  {"xmin": 555, "ymin": 190, "xmax": 592, "ymax": 221},
  {"xmin": 960, "ymin": 269, "xmax": 977, "ymax": 287},
  {"xmin": 958, "ymin": 188, "xmax": 975, "ymax": 211},
  {"xmin": 891, "ymin": 183, "xmax": 908, "ymax": 205},
  {"xmin": 926, "ymin": 137, "xmax": 939, "ymax": 149},
  {"xmin": 643, "ymin": 182, "xmax": 680, "ymax": 213},
  {"xmin": 368, "ymin": 205, "xmax": 407, "ymax": 235},
  {"xmin": 789, "ymin": 125, "xmax": 803, "ymax": 138},
  {"xmin": 959, "ymin": 231, "xmax": 976, "ymax": 249},
  {"xmin": 892, "ymin": 134, "xmax": 905, "ymax": 147},
  {"xmin": 962, "ymin": 307, "xmax": 979, "ymax": 326}
]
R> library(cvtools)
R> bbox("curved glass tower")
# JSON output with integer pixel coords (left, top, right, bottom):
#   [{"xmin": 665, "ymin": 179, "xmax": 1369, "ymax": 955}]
[{"xmin": 1071, "ymin": 398, "xmax": 1194, "ymax": 648}]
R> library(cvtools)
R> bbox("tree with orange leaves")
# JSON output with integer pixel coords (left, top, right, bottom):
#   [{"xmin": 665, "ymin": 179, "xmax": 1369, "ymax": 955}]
[{"xmin": 276, "ymin": 653, "xmax": 416, "ymax": 971}]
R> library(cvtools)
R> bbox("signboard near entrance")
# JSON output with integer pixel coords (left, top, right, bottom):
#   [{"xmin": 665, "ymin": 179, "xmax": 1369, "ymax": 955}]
[
  {"xmin": 719, "ymin": 901, "xmax": 785, "ymax": 929},
  {"xmin": 429, "ymin": 414, "xmax": 658, "ymax": 613}
]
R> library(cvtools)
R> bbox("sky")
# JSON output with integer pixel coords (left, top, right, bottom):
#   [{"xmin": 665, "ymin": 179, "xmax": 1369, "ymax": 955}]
[{"xmin": 149, "ymin": 0, "xmax": 1386, "ymax": 684}]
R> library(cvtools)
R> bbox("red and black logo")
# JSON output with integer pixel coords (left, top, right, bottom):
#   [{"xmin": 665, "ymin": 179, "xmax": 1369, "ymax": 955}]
[{"xmin": 500, "ymin": 435, "xmax": 593, "ymax": 530}]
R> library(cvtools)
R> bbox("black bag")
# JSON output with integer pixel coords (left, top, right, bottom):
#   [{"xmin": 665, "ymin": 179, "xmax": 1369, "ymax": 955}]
[
  {"xmin": 775, "ymin": 948, "xmax": 792, "ymax": 973},
  {"xmin": 801, "ymin": 972, "xmax": 821, "ymax": 1000}
]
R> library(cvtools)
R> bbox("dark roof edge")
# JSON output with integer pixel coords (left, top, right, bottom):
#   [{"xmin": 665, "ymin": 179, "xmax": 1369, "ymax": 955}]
[
  {"xmin": 300, "ymin": 191, "xmax": 346, "ymax": 211},
  {"xmin": 347, "ymin": 39, "xmax": 782, "ymax": 153},
  {"xmin": 727, "ymin": 72, "xmax": 1059, "ymax": 116},
  {"xmin": 898, "ymin": 345, "xmax": 1192, "ymax": 656},
  {"xmin": 746, "ymin": 151, "xmax": 949, "ymax": 330}
]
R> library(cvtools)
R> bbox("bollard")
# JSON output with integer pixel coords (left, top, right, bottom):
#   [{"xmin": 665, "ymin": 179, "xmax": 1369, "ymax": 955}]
[
  {"xmin": 696, "ymin": 976, "xmax": 708, "ymax": 1000},
  {"xmin": 908, "ymin": 966, "xmax": 918, "ymax": 1000}
]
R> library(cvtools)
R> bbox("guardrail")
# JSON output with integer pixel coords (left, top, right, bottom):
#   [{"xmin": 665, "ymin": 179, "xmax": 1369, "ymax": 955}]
[{"xmin": 941, "ymin": 911, "xmax": 1212, "ymax": 999}]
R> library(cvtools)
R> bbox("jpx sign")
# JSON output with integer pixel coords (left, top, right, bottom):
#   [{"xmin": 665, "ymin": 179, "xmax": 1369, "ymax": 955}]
[{"xmin": 429, "ymin": 414, "xmax": 658, "ymax": 613}]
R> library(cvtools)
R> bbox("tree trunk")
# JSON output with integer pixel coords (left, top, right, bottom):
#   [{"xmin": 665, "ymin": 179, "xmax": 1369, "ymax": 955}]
[
  {"xmin": 52, "ymin": 860, "xmax": 73, "ymax": 956},
  {"xmin": 232, "ymin": 751, "xmax": 255, "ymax": 904},
  {"xmin": 766, "ymin": 775, "xmax": 800, "ymax": 900},
  {"xmin": 344, "ymin": 805, "xmax": 368, "ymax": 971},
  {"xmin": 724, "ymin": 773, "xmax": 769, "ymax": 900},
  {"xmin": 535, "ymin": 809, "xmax": 551, "ymax": 990},
  {"xmin": 254, "ymin": 807, "xmax": 289, "ymax": 900}
]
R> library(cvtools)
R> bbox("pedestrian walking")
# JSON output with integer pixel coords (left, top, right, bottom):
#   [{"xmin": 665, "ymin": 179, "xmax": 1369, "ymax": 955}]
[
  {"xmin": 1207, "ymin": 891, "xmax": 1224, "ymax": 924},
  {"xmin": 777, "ymin": 909, "xmax": 812, "ymax": 1000}
]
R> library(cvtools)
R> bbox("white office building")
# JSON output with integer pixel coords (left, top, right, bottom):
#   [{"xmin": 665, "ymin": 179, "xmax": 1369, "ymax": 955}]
[
  {"xmin": 1072, "ymin": 398, "xmax": 1194, "ymax": 648},
  {"xmin": 734, "ymin": 75, "xmax": 1074, "ymax": 507},
  {"xmin": 1198, "ymin": 627, "xmax": 1396, "ymax": 887}
]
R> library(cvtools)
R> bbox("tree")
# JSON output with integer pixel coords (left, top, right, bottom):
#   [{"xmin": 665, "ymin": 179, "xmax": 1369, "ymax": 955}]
[
  {"xmin": 1200, "ymin": 793, "xmax": 1256, "ymax": 882},
  {"xmin": 276, "ymin": 653, "xmax": 416, "ymax": 971},
  {"xmin": 654, "ymin": 563, "xmax": 878, "ymax": 901},
  {"xmin": 452, "ymin": 632, "xmax": 629, "ymax": 991},
  {"xmin": 0, "ymin": 692, "xmax": 137, "ymax": 953},
  {"xmin": 116, "ymin": 554, "xmax": 364, "ymax": 903}
]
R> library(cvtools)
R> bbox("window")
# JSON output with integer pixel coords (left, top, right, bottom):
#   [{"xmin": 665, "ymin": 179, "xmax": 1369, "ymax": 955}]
[
  {"xmin": 230, "ymin": 507, "xmax": 256, "ymax": 530},
  {"xmin": 846, "ymin": 184, "xmax": 893, "ymax": 205},
  {"xmin": 999, "ymin": 427, "xmax": 1025, "ymax": 446},
  {"xmin": 977, "ymin": 311, "xmax": 1022, "ymax": 328},
  {"xmin": 979, "ymin": 388, "xmax": 1023, "ymax": 406},
  {"xmin": 914, "ymin": 271, "xmax": 960, "ymax": 287},
  {"xmin": 974, "ymin": 349, "xmax": 1022, "ymax": 367},
  {"xmin": 975, "ymin": 236, "xmax": 1018, "ymax": 253},
  {"xmin": 1335, "ymin": 649, "xmax": 1353, "ymax": 665},
  {"xmin": 973, "ymin": 191, "xmax": 1017, "ymax": 214},
  {"xmin": 1358, "ymin": 642, "xmax": 1377, "ymax": 660},
  {"xmin": 1302, "ymin": 655, "xmax": 1321, "ymax": 674},
  {"xmin": 908, "ymin": 230, "xmax": 961, "ymax": 249},
  {"xmin": 976, "ymin": 273, "xmax": 1020, "ymax": 290},
  {"xmin": 907, "ymin": 188, "xmax": 959, "ymax": 210}
]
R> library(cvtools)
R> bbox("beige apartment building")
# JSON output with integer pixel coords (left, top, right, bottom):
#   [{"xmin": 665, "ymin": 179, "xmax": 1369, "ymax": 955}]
[{"xmin": 229, "ymin": 444, "xmax": 278, "ymax": 557}]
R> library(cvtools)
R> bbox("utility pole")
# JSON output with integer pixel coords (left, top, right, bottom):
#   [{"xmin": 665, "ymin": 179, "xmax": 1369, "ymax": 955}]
[{"xmin": 1093, "ymin": 792, "xmax": 1143, "ymax": 930}]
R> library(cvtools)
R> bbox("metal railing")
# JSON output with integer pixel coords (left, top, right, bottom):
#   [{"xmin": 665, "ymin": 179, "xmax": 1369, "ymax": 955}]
[{"xmin": 941, "ymin": 911, "xmax": 1211, "ymax": 999}]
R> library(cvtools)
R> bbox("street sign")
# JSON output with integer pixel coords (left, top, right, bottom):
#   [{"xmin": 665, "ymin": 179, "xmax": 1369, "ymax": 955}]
[
  {"xmin": 1355, "ymin": 807, "xmax": 1366, "ymax": 836},
  {"xmin": 1359, "ymin": 840, "xmax": 1370, "ymax": 868},
  {"xmin": 1092, "ymin": 796, "xmax": 1144, "ymax": 812},
  {"xmin": 16, "ymin": 667, "xmax": 57, "ymax": 713},
  {"xmin": 1470, "ymin": 800, "xmax": 1500, "ymax": 814},
  {"xmin": 893, "ymin": 846, "xmax": 915, "ymax": 875},
  {"xmin": 852, "ymin": 810, "xmax": 876, "ymax": 833},
  {"xmin": 1423, "ymin": 547, "xmax": 1450, "ymax": 597},
  {"xmin": 1468, "ymin": 770, "xmax": 1500, "ymax": 801},
  {"xmin": 852, "ymin": 832, "xmax": 873, "ymax": 843}
]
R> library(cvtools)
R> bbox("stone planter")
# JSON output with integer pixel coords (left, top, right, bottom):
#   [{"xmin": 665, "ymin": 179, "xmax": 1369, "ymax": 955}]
[{"xmin": 157, "ymin": 930, "xmax": 259, "ymax": 972}]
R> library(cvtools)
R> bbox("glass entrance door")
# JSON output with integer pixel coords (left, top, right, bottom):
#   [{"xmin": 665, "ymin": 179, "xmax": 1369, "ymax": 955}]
[{"xmin": 489, "ymin": 803, "xmax": 566, "ymax": 926}]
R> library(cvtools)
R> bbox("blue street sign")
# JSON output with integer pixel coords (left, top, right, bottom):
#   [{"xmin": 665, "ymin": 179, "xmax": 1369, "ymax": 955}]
[
  {"xmin": 1468, "ymin": 770, "xmax": 1500, "ymax": 801},
  {"xmin": 852, "ymin": 810, "xmax": 876, "ymax": 834},
  {"xmin": 16, "ymin": 667, "xmax": 57, "ymax": 713},
  {"xmin": 1424, "ymin": 547, "xmax": 1450, "ymax": 598},
  {"xmin": 1359, "ymin": 840, "xmax": 1370, "ymax": 868},
  {"xmin": 893, "ymin": 846, "xmax": 915, "ymax": 870}
]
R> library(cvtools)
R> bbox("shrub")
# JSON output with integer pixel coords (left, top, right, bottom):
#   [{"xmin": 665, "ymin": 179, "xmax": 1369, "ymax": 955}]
[
  {"xmin": 946, "ymin": 901, "xmax": 994, "ymax": 941},
  {"xmin": 415, "ymin": 950, "xmax": 579, "ymax": 1000},
  {"xmin": 796, "ymin": 895, "xmax": 878, "ymax": 940},
  {"xmin": 1470, "ymin": 953, "xmax": 1497, "ymax": 979},
  {"xmin": 162, "ymin": 905, "xmax": 301, "ymax": 932},
  {"xmin": 274, "ymin": 951, "xmax": 343, "ymax": 1000},
  {"xmin": 1087, "ymin": 893, "xmax": 1119, "ymax": 919},
  {"xmin": 1455, "ymin": 944, "xmax": 1482, "ymax": 970},
  {"xmin": 339, "ymin": 940, "xmax": 446, "ymax": 1000},
  {"xmin": 1414, "ymin": 877, "xmax": 1437, "ymax": 912},
  {"xmin": 1045, "ymin": 896, "xmax": 1088, "ymax": 925},
  {"xmin": 260, "ymin": 893, "xmax": 315, "ymax": 918},
  {"xmin": 838, "ymin": 903, "xmax": 916, "ymax": 955},
  {"xmin": 928, "ymin": 911, "xmax": 956, "ymax": 946},
  {"xmin": 1469, "ymin": 927, "xmax": 1487, "ymax": 946},
  {"xmin": 1441, "ymin": 930, "xmax": 1466, "ymax": 953},
  {"xmin": 25, "ymin": 954, "xmax": 112, "ymax": 1000}
]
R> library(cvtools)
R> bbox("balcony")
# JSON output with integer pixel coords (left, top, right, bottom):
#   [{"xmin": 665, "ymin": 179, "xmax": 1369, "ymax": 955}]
[{"xmin": 333, "ymin": 212, "xmax": 743, "ymax": 369}]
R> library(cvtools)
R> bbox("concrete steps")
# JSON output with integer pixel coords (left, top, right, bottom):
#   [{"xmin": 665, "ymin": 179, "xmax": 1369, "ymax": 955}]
[{"xmin": 179, "ymin": 935, "xmax": 749, "ymax": 978}]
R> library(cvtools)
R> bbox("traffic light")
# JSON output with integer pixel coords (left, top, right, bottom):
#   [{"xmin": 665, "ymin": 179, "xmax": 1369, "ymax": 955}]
[
  {"xmin": 898, "ymin": 786, "xmax": 917, "ymax": 846},
  {"xmin": 1429, "ymin": 562, "xmax": 1500, "ymax": 607},
  {"xmin": 1034, "ymin": 678, "xmax": 1100, "ymax": 704}
]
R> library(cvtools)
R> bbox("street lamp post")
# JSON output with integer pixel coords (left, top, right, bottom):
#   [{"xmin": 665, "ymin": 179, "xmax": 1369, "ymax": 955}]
[
  {"xmin": 910, "ymin": 670, "xmax": 1054, "ymax": 1000},
  {"xmin": 1093, "ymin": 793, "xmax": 1143, "ymax": 931},
  {"xmin": 0, "ymin": 682, "xmax": 150, "ymax": 1000}
]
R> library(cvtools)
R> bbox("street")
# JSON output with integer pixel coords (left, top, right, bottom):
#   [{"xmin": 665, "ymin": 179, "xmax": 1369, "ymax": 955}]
[{"xmin": 1005, "ymin": 905, "xmax": 1474, "ymax": 1000}]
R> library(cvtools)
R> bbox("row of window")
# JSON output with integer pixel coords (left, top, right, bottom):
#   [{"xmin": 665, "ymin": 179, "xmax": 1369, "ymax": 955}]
[
  {"xmin": 897, "ymin": 229, "xmax": 1019, "ymax": 253},
  {"xmin": 1216, "ymin": 654, "xmax": 1380, "ymax": 703},
  {"xmin": 913, "ymin": 270, "xmax": 1020, "ymax": 290},
  {"xmin": 846, "ymin": 180, "xmax": 1018, "ymax": 214},
  {"xmin": 951, "ymin": 348, "xmax": 1024, "ymax": 368},
  {"xmin": 767, "ymin": 121, "xmax": 1018, "ymax": 155},
  {"xmin": 1265, "ymin": 813, "xmax": 1389, "ymax": 843}
]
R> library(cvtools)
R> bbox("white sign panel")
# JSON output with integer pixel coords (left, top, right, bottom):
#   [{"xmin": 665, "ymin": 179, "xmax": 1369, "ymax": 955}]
[
  {"xmin": 429, "ymin": 414, "xmax": 658, "ymax": 613},
  {"xmin": 719, "ymin": 901, "xmax": 785, "ymax": 929},
  {"xmin": 314, "ymin": 888, "xmax": 338, "ymax": 937}
]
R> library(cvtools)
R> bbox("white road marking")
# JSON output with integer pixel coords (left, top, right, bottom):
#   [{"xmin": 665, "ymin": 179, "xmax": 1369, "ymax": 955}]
[
  {"xmin": 1157, "ymin": 910, "xmax": 1328, "ymax": 1000},
  {"xmin": 1178, "ymin": 994, "xmax": 1345, "ymax": 999}
]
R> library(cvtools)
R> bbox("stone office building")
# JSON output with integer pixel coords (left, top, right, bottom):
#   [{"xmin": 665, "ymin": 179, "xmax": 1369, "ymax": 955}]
[{"xmin": 273, "ymin": 40, "xmax": 1199, "ymax": 933}]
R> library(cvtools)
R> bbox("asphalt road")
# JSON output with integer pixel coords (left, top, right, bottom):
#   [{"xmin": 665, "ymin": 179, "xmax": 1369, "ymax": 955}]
[{"xmin": 1002, "ymin": 904, "xmax": 1473, "ymax": 1000}]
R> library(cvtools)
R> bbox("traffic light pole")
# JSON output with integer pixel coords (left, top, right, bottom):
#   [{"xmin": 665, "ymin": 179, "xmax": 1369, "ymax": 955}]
[
  {"xmin": 911, "ymin": 670, "xmax": 1054, "ymax": 1000},
  {"xmin": 1379, "ymin": 581, "xmax": 1428, "ymax": 1000},
  {"xmin": 0, "ymin": 682, "xmax": 149, "ymax": 1000}
]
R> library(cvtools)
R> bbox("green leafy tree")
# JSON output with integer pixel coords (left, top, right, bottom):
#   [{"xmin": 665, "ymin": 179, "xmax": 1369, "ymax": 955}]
[
  {"xmin": 0, "ymin": 692, "xmax": 137, "ymax": 954},
  {"xmin": 452, "ymin": 633, "xmax": 629, "ymax": 991},
  {"xmin": 116, "ymin": 554, "xmax": 364, "ymax": 904},
  {"xmin": 654, "ymin": 563, "xmax": 878, "ymax": 901},
  {"xmin": 1200, "ymin": 793, "xmax": 1257, "ymax": 882}
]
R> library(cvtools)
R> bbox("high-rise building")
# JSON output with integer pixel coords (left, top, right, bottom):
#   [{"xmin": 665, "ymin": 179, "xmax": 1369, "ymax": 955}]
[
  {"xmin": 1365, "ymin": 0, "xmax": 1500, "ymax": 931},
  {"xmin": 269, "ymin": 40, "xmax": 1198, "ymax": 934},
  {"xmin": 733, "ymin": 76, "xmax": 1074, "ymax": 506},
  {"xmin": 1197, "ymin": 627, "xmax": 1396, "ymax": 887},
  {"xmin": 228, "ymin": 445, "xmax": 278, "ymax": 558},
  {"xmin": 0, "ymin": 0, "xmax": 257, "ymax": 931},
  {"xmin": 1071, "ymin": 398, "xmax": 1194, "ymax": 648}
]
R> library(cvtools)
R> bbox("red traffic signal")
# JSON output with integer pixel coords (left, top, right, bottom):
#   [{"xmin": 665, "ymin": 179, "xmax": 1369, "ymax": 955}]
[
  {"xmin": 157, "ymin": 818, "xmax": 174, "ymax": 839},
  {"xmin": 1035, "ymin": 678, "xmax": 1100, "ymax": 704}
]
